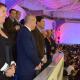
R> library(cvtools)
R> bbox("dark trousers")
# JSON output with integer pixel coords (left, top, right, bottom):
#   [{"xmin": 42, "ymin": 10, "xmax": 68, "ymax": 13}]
[
  {"xmin": 16, "ymin": 71, "xmax": 36, "ymax": 80},
  {"xmin": 16, "ymin": 74, "xmax": 36, "ymax": 80}
]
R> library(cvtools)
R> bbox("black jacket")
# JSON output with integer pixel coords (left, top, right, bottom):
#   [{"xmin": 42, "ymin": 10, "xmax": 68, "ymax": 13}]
[
  {"xmin": 0, "ymin": 35, "xmax": 13, "ymax": 69},
  {"xmin": 32, "ymin": 28, "xmax": 45, "ymax": 60}
]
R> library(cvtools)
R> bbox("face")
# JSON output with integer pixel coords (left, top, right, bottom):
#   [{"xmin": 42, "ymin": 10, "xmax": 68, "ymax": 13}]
[
  {"xmin": 41, "ymin": 30, "xmax": 47, "ymax": 38},
  {"xmin": 16, "ymin": 11, "xmax": 21, "ymax": 20},
  {"xmin": 10, "ymin": 10, "xmax": 16, "ymax": 19},
  {"xmin": 30, "ymin": 16, "xmax": 36, "ymax": 30},
  {"xmin": 47, "ymin": 30, "xmax": 52, "ymax": 37},
  {"xmin": 38, "ymin": 19, "xmax": 45, "ymax": 29},
  {"xmin": 0, "ymin": 6, "xmax": 7, "ymax": 24}
]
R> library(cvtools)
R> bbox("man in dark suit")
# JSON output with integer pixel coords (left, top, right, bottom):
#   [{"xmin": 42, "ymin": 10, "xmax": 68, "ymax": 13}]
[
  {"xmin": 3, "ymin": 9, "xmax": 19, "ymax": 41},
  {"xmin": 32, "ymin": 16, "xmax": 47, "ymax": 66},
  {"xmin": 16, "ymin": 14, "xmax": 41, "ymax": 80},
  {"xmin": 3, "ymin": 9, "xmax": 21, "ymax": 62}
]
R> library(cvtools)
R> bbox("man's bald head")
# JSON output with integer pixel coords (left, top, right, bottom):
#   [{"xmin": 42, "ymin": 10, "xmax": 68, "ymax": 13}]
[
  {"xmin": 24, "ymin": 14, "xmax": 35, "ymax": 23},
  {"xmin": 24, "ymin": 14, "xmax": 36, "ymax": 30}
]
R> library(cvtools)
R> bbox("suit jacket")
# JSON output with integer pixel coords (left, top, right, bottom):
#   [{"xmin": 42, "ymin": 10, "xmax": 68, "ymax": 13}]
[
  {"xmin": 3, "ymin": 17, "xmax": 19, "ymax": 42},
  {"xmin": 45, "ymin": 37, "xmax": 56, "ymax": 55},
  {"xmin": 3, "ymin": 17, "xmax": 18, "ymax": 33},
  {"xmin": 16, "ymin": 26, "xmax": 40, "ymax": 79},
  {"xmin": 20, "ymin": 19, "xmax": 25, "ymax": 25},
  {"xmin": 32, "ymin": 28, "xmax": 45, "ymax": 60}
]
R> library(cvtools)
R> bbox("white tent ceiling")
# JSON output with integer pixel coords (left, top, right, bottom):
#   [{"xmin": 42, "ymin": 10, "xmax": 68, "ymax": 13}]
[
  {"xmin": 18, "ymin": 0, "xmax": 80, "ymax": 11},
  {"xmin": 16, "ymin": 0, "xmax": 80, "ymax": 19},
  {"xmin": 2, "ymin": 0, "xmax": 80, "ymax": 19}
]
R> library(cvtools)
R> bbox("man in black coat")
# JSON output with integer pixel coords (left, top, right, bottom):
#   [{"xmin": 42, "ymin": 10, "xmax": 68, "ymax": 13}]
[
  {"xmin": 3, "ymin": 9, "xmax": 21, "ymax": 62},
  {"xmin": 32, "ymin": 16, "xmax": 47, "ymax": 65},
  {"xmin": 3, "ymin": 9, "xmax": 19, "ymax": 41},
  {"xmin": 16, "ymin": 14, "xmax": 41, "ymax": 80}
]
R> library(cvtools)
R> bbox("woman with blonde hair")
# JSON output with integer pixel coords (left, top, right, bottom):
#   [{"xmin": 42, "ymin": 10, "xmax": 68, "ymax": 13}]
[{"xmin": 0, "ymin": 3, "xmax": 15, "ymax": 80}]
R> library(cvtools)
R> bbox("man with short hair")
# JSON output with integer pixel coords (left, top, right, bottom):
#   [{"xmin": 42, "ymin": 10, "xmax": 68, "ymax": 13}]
[
  {"xmin": 3, "ymin": 8, "xmax": 18, "ymax": 42},
  {"xmin": 3, "ymin": 9, "xmax": 20, "ymax": 62},
  {"xmin": 3, "ymin": 9, "xmax": 17, "ymax": 36},
  {"xmin": 32, "ymin": 16, "xmax": 47, "ymax": 65}
]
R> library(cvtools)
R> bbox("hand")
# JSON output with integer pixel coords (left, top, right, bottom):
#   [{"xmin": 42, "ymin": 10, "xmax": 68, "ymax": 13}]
[
  {"xmin": 10, "ymin": 64, "xmax": 16, "ymax": 69},
  {"xmin": 15, "ymin": 25, "xmax": 20, "ymax": 31},
  {"xmin": 35, "ymin": 63, "xmax": 42, "ymax": 70},
  {"xmin": 51, "ymin": 47, "xmax": 54, "ymax": 50},
  {"xmin": 41, "ymin": 55, "xmax": 47, "ymax": 64},
  {"xmin": 50, "ymin": 52, "xmax": 53, "ymax": 56},
  {"xmin": 5, "ymin": 66, "xmax": 15, "ymax": 77},
  {"xmin": 41, "ymin": 63, "xmax": 44, "ymax": 66}
]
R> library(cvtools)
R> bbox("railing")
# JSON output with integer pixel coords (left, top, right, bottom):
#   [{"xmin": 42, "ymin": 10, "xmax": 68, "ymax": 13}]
[{"xmin": 34, "ymin": 52, "xmax": 64, "ymax": 80}]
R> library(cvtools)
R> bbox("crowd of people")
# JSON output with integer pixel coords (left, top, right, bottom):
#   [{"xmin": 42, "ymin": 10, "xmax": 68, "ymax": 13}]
[
  {"xmin": 0, "ymin": 2, "xmax": 56, "ymax": 80},
  {"xmin": 63, "ymin": 44, "xmax": 80, "ymax": 80}
]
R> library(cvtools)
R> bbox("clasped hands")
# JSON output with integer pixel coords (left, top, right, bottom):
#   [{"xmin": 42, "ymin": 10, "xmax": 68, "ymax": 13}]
[
  {"xmin": 35, "ymin": 63, "xmax": 42, "ymax": 70},
  {"xmin": 5, "ymin": 64, "xmax": 16, "ymax": 77}
]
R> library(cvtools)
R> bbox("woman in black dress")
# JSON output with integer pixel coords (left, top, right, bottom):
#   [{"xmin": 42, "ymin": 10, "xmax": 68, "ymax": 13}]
[{"xmin": 0, "ymin": 3, "xmax": 15, "ymax": 80}]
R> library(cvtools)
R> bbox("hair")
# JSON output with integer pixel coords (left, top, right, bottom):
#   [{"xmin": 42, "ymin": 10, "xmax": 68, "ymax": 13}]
[
  {"xmin": 36, "ymin": 16, "xmax": 44, "ymax": 22},
  {"xmin": 69, "ymin": 61, "xmax": 75, "ymax": 65},
  {"xmin": 0, "ymin": 2, "xmax": 6, "ymax": 8},
  {"xmin": 24, "ymin": 14, "xmax": 35, "ymax": 24},
  {"xmin": 9, "ymin": 9, "xmax": 16, "ymax": 14},
  {"xmin": 16, "ymin": 10, "xmax": 21, "ymax": 14}
]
